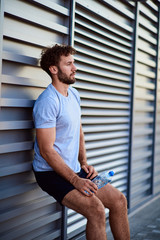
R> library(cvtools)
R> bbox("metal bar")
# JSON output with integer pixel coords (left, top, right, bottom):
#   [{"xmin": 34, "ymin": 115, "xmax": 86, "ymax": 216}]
[
  {"xmin": 69, "ymin": 0, "xmax": 76, "ymax": 46},
  {"xmin": 61, "ymin": 205, "xmax": 68, "ymax": 240},
  {"xmin": 0, "ymin": 0, "xmax": 4, "ymax": 106},
  {"xmin": 127, "ymin": 1, "xmax": 139, "ymax": 211},
  {"xmin": 151, "ymin": 4, "xmax": 160, "ymax": 195}
]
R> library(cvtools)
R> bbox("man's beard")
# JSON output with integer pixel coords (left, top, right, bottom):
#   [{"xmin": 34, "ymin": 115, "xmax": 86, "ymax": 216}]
[{"xmin": 57, "ymin": 66, "xmax": 76, "ymax": 85}]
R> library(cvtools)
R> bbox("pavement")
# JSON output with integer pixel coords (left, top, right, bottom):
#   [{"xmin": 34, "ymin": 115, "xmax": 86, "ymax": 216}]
[{"xmin": 107, "ymin": 194, "xmax": 160, "ymax": 240}]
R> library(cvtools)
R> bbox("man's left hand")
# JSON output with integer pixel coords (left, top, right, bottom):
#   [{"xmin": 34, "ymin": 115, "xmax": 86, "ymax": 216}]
[{"xmin": 81, "ymin": 164, "xmax": 98, "ymax": 179}]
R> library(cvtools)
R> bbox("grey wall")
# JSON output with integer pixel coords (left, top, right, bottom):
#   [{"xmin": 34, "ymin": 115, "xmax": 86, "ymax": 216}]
[
  {"xmin": 0, "ymin": 0, "xmax": 160, "ymax": 239},
  {"xmin": 0, "ymin": 0, "xmax": 70, "ymax": 239}
]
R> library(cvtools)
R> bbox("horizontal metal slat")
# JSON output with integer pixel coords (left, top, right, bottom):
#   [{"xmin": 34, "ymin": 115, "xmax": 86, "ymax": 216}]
[
  {"xmin": 137, "ymin": 68, "xmax": 156, "ymax": 79},
  {"xmin": 76, "ymin": 0, "xmax": 133, "ymax": 33},
  {"xmin": 0, "ymin": 162, "xmax": 31, "ymax": 177},
  {"xmin": 87, "ymin": 145, "xmax": 128, "ymax": 158},
  {"xmin": 139, "ymin": 4, "xmax": 158, "ymax": 22},
  {"xmin": 82, "ymin": 116, "xmax": 129, "ymax": 124},
  {"xmin": 86, "ymin": 138, "xmax": 128, "ymax": 151},
  {"xmin": 132, "ymin": 150, "xmax": 153, "ymax": 162},
  {"xmin": 75, "ymin": 9, "xmax": 132, "ymax": 40},
  {"xmin": 139, "ymin": 30, "xmax": 157, "ymax": 45},
  {"xmin": 4, "ymin": 1, "xmax": 68, "ymax": 34},
  {"xmin": 136, "ymin": 79, "xmax": 155, "ymax": 89},
  {"xmin": 0, "ymin": 141, "xmax": 34, "ymax": 154},
  {"xmin": 76, "ymin": 81, "xmax": 130, "ymax": 95},
  {"xmin": 79, "ymin": 91, "xmax": 129, "ymax": 102},
  {"xmin": 84, "ymin": 131, "xmax": 129, "ymax": 142},
  {"xmin": 76, "ymin": 65, "xmax": 131, "ymax": 83},
  {"xmin": 0, "ymin": 182, "xmax": 36, "ymax": 200},
  {"xmin": 0, "ymin": 207, "xmax": 60, "ymax": 232},
  {"xmin": 139, "ymin": 15, "xmax": 157, "ymax": 34},
  {"xmin": 0, "ymin": 212, "xmax": 61, "ymax": 240},
  {"xmin": 3, "ymin": 19, "xmax": 64, "ymax": 48},
  {"xmin": 76, "ymin": 74, "xmax": 130, "ymax": 89},
  {"xmin": 75, "ymin": 36, "xmax": 131, "ymax": 62},
  {"xmin": 89, "ymin": 158, "xmax": 128, "ymax": 174},
  {"xmin": 138, "ymin": 41, "xmax": 156, "ymax": 56},
  {"xmin": 146, "ymin": 0, "xmax": 158, "ymax": 11},
  {"xmin": 133, "ymin": 139, "xmax": 153, "ymax": 149},
  {"xmin": 137, "ymin": 55, "xmax": 156, "ymax": 68},
  {"xmin": 32, "ymin": 0, "xmax": 69, "ymax": 16},
  {"xmin": 81, "ymin": 109, "xmax": 129, "ymax": 117},
  {"xmin": 131, "ymin": 171, "xmax": 151, "ymax": 186},
  {"xmin": 135, "ymin": 92, "xmax": 154, "ymax": 101},
  {"xmin": 68, "ymin": 213, "xmax": 84, "ymax": 226},
  {"xmin": 102, "ymin": 0, "xmax": 135, "ymax": 19},
  {"xmin": 131, "ymin": 179, "xmax": 151, "ymax": 196},
  {"xmin": 88, "ymin": 152, "xmax": 128, "ymax": 165},
  {"xmin": 1, "ymin": 75, "xmax": 50, "ymax": 88},
  {"xmin": 134, "ymin": 105, "xmax": 154, "ymax": 112},
  {"xmin": 75, "ymin": 46, "xmax": 131, "ymax": 68},
  {"xmin": 0, "ymin": 120, "xmax": 34, "ymax": 130},
  {"xmin": 83, "ymin": 124, "xmax": 129, "ymax": 133},
  {"xmin": 81, "ymin": 100, "xmax": 129, "ymax": 110},
  {"xmin": 29, "ymin": 229, "xmax": 60, "ymax": 240},
  {"xmin": 1, "ymin": 98, "xmax": 34, "ymax": 107},
  {"xmin": 133, "ymin": 127, "xmax": 153, "ymax": 136},
  {"xmin": 67, "ymin": 218, "xmax": 86, "ymax": 237},
  {"xmin": 95, "ymin": 163, "xmax": 128, "ymax": 175},
  {"xmin": 75, "ymin": 56, "xmax": 131, "ymax": 76},
  {"xmin": 75, "ymin": 23, "xmax": 131, "ymax": 53},
  {"xmin": 31, "ymin": 229, "xmax": 60, "ymax": 240},
  {"xmin": 0, "ymin": 196, "xmax": 54, "ymax": 223},
  {"xmin": 3, "ymin": 51, "xmax": 38, "ymax": 66},
  {"xmin": 75, "ymin": 18, "xmax": 131, "ymax": 48}
]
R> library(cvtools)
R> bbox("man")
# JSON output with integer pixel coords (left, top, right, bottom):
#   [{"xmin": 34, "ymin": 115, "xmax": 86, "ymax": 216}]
[{"xmin": 33, "ymin": 44, "xmax": 130, "ymax": 240}]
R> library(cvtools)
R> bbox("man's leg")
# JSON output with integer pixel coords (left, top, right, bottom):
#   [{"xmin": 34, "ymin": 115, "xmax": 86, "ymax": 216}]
[
  {"xmin": 96, "ymin": 184, "xmax": 130, "ymax": 240},
  {"xmin": 62, "ymin": 189, "xmax": 107, "ymax": 240}
]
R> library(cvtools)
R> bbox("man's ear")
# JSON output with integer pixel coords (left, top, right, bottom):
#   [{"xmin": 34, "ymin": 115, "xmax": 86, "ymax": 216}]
[{"xmin": 49, "ymin": 66, "xmax": 58, "ymax": 75}]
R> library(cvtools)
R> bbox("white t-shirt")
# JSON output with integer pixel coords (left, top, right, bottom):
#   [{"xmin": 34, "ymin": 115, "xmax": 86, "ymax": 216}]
[{"xmin": 33, "ymin": 84, "xmax": 81, "ymax": 173}]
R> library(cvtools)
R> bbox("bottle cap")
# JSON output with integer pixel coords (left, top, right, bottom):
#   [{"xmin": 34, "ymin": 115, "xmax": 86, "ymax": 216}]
[{"xmin": 109, "ymin": 170, "xmax": 115, "ymax": 176}]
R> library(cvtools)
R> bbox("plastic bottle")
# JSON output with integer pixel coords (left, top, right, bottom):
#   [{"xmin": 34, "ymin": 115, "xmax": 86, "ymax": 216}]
[{"xmin": 92, "ymin": 170, "xmax": 115, "ymax": 189}]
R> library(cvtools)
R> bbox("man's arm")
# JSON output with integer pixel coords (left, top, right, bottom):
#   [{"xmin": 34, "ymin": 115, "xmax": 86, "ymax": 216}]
[
  {"xmin": 36, "ymin": 127, "xmax": 97, "ymax": 196},
  {"xmin": 78, "ymin": 123, "xmax": 98, "ymax": 179}
]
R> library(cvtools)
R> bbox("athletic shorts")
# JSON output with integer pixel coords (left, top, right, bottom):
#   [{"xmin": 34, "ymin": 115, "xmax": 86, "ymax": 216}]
[{"xmin": 33, "ymin": 168, "xmax": 89, "ymax": 205}]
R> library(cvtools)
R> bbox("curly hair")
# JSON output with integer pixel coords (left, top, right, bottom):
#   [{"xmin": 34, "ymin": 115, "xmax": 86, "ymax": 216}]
[{"xmin": 40, "ymin": 44, "xmax": 76, "ymax": 78}]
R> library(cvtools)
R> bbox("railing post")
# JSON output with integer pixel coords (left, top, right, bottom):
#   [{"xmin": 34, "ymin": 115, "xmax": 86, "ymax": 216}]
[{"xmin": 61, "ymin": 205, "xmax": 68, "ymax": 240}]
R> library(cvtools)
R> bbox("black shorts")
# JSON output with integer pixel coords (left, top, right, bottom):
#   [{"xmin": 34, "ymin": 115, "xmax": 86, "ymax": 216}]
[{"xmin": 33, "ymin": 168, "xmax": 89, "ymax": 205}]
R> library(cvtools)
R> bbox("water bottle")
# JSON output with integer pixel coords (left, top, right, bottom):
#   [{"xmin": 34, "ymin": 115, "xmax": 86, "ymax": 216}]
[{"xmin": 92, "ymin": 170, "xmax": 115, "ymax": 189}]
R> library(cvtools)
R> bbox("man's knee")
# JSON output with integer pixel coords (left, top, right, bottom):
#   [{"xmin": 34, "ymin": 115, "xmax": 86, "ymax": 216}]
[
  {"xmin": 114, "ymin": 192, "xmax": 128, "ymax": 212},
  {"xmin": 85, "ymin": 197, "xmax": 106, "ymax": 222}
]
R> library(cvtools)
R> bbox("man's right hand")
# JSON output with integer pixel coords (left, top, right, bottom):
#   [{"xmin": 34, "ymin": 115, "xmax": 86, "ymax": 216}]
[{"xmin": 71, "ymin": 176, "xmax": 98, "ymax": 196}]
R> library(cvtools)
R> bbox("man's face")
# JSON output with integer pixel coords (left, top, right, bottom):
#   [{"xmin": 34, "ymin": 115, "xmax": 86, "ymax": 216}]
[{"xmin": 57, "ymin": 54, "xmax": 77, "ymax": 85}]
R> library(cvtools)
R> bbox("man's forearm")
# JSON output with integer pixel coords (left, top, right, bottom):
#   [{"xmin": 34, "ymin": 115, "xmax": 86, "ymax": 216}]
[
  {"xmin": 78, "ymin": 124, "xmax": 88, "ymax": 167},
  {"xmin": 41, "ymin": 147, "xmax": 79, "ymax": 184},
  {"xmin": 41, "ymin": 147, "xmax": 97, "ymax": 196}
]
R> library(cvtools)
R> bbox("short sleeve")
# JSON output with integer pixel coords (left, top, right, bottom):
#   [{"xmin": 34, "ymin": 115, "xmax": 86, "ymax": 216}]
[
  {"xmin": 33, "ymin": 97, "xmax": 59, "ymax": 129},
  {"xmin": 70, "ymin": 87, "xmax": 81, "ymax": 106}
]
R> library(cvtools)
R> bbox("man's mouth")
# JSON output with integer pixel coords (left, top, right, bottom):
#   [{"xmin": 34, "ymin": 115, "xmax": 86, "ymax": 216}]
[{"xmin": 71, "ymin": 72, "xmax": 76, "ymax": 77}]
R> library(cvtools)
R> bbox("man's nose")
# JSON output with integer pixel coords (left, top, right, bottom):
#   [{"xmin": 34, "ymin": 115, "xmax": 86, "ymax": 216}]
[{"xmin": 72, "ymin": 64, "xmax": 77, "ymax": 72}]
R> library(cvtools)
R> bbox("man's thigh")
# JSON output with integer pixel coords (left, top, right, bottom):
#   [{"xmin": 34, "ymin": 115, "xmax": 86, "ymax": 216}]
[
  {"xmin": 96, "ymin": 183, "xmax": 125, "ymax": 209},
  {"xmin": 62, "ymin": 189, "xmax": 104, "ymax": 217}
]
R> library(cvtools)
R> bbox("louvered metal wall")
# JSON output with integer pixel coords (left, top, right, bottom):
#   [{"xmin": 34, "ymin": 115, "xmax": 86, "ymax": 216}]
[
  {"xmin": 130, "ymin": 0, "xmax": 159, "ymax": 210},
  {"xmin": 67, "ymin": 0, "xmax": 135, "ymax": 238},
  {"xmin": 0, "ymin": 1, "xmax": 160, "ymax": 240},
  {"xmin": 154, "ymin": 8, "xmax": 160, "ymax": 196},
  {"xmin": 0, "ymin": 0, "xmax": 70, "ymax": 239}
]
